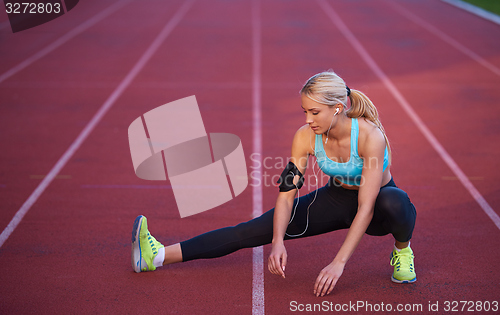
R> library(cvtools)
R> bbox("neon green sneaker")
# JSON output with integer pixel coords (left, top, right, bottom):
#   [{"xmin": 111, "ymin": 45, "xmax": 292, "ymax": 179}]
[
  {"xmin": 390, "ymin": 246, "xmax": 416, "ymax": 283},
  {"xmin": 131, "ymin": 215, "xmax": 164, "ymax": 273}
]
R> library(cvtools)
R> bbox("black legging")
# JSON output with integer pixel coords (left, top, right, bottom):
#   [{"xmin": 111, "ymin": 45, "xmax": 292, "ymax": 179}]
[{"xmin": 180, "ymin": 177, "xmax": 416, "ymax": 262}]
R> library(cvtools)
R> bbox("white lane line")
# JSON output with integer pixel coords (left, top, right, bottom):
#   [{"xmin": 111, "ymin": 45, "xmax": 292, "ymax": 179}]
[
  {"xmin": 441, "ymin": 0, "xmax": 500, "ymax": 26},
  {"xmin": 317, "ymin": 0, "xmax": 500, "ymax": 230},
  {"xmin": 0, "ymin": 0, "xmax": 131, "ymax": 84},
  {"xmin": 386, "ymin": 0, "xmax": 500, "ymax": 77},
  {"xmin": 252, "ymin": 0, "xmax": 265, "ymax": 314},
  {"xmin": 0, "ymin": 0, "xmax": 196, "ymax": 248}
]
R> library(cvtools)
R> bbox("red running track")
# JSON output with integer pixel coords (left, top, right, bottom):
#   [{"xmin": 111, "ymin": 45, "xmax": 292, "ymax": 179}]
[{"xmin": 0, "ymin": 0, "xmax": 499, "ymax": 314}]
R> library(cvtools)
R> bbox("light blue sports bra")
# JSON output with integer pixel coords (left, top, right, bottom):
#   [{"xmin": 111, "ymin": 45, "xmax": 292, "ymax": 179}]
[{"xmin": 314, "ymin": 118, "xmax": 389, "ymax": 186}]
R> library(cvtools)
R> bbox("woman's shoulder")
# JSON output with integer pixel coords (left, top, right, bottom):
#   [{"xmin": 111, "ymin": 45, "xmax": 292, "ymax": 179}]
[
  {"xmin": 292, "ymin": 124, "xmax": 315, "ymax": 155},
  {"xmin": 357, "ymin": 118, "xmax": 386, "ymax": 154},
  {"xmin": 295, "ymin": 124, "xmax": 315, "ymax": 140},
  {"xmin": 296, "ymin": 123, "xmax": 311, "ymax": 135},
  {"xmin": 356, "ymin": 117, "xmax": 375, "ymax": 129}
]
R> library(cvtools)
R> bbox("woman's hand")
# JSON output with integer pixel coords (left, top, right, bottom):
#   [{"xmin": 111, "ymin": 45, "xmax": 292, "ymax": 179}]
[
  {"xmin": 268, "ymin": 242, "xmax": 287, "ymax": 278},
  {"xmin": 313, "ymin": 260, "xmax": 345, "ymax": 296}
]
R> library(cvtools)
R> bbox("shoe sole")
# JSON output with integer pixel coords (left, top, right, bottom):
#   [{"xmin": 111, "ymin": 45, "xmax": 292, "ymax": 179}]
[
  {"xmin": 131, "ymin": 215, "xmax": 144, "ymax": 273},
  {"xmin": 391, "ymin": 275, "xmax": 416, "ymax": 284}
]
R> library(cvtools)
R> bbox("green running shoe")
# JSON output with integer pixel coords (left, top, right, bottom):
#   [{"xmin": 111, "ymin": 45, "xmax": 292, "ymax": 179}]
[
  {"xmin": 131, "ymin": 215, "xmax": 164, "ymax": 273},
  {"xmin": 390, "ymin": 246, "xmax": 416, "ymax": 283}
]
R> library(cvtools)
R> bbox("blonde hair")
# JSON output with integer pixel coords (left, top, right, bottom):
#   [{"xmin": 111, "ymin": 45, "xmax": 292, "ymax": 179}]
[{"xmin": 301, "ymin": 71, "xmax": 391, "ymax": 164}]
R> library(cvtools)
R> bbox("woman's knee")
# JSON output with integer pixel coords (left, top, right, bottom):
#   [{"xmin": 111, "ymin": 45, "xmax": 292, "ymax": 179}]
[
  {"xmin": 233, "ymin": 210, "xmax": 275, "ymax": 246},
  {"xmin": 375, "ymin": 187, "xmax": 414, "ymax": 219}
]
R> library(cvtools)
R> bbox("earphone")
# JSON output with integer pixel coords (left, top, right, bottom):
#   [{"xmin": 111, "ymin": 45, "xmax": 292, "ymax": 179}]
[{"xmin": 325, "ymin": 107, "xmax": 340, "ymax": 144}]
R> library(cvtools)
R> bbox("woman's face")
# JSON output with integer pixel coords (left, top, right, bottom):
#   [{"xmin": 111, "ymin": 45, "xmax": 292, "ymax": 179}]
[{"xmin": 301, "ymin": 93, "xmax": 338, "ymax": 134}]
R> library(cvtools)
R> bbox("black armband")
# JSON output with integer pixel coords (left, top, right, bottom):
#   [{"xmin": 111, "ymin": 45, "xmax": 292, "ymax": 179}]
[{"xmin": 277, "ymin": 161, "xmax": 304, "ymax": 192}]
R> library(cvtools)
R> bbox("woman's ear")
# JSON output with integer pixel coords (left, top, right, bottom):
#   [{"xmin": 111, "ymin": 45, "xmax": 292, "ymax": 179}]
[{"xmin": 335, "ymin": 104, "xmax": 343, "ymax": 115}]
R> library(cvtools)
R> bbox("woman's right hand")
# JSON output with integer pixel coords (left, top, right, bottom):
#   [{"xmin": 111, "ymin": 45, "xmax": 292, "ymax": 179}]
[{"xmin": 268, "ymin": 242, "xmax": 287, "ymax": 278}]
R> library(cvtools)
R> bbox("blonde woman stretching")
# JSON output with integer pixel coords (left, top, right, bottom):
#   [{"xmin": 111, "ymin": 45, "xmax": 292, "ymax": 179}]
[{"xmin": 131, "ymin": 71, "xmax": 417, "ymax": 297}]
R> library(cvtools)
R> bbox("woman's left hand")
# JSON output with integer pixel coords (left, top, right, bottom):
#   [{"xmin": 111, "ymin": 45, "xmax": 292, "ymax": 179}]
[{"xmin": 313, "ymin": 261, "xmax": 345, "ymax": 297}]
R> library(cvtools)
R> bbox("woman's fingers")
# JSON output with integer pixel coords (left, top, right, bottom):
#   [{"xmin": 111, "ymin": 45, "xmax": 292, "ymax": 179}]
[
  {"xmin": 268, "ymin": 251, "xmax": 286, "ymax": 278},
  {"xmin": 313, "ymin": 272, "xmax": 323, "ymax": 296},
  {"xmin": 314, "ymin": 273, "xmax": 326, "ymax": 296},
  {"xmin": 269, "ymin": 257, "xmax": 282, "ymax": 276},
  {"xmin": 314, "ymin": 273, "xmax": 337, "ymax": 297},
  {"xmin": 274, "ymin": 253, "xmax": 285, "ymax": 278},
  {"xmin": 313, "ymin": 262, "xmax": 344, "ymax": 297},
  {"xmin": 281, "ymin": 253, "xmax": 287, "ymax": 276},
  {"xmin": 326, "ymin": 278, "xmax": 337, "ymax": 295},
  {"xmin": 267, "ymin": 256, "xmax": 276, "ymax": 274}
]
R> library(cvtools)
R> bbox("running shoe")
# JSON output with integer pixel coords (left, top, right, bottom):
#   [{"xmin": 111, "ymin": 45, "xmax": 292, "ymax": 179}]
[
  {"xmin": 390, "ymin": 246, "xmax": 416, "ymax": 283},
  {"xmin": 131, "ymin": 215, "xmax": 164, "ymax": 273}
]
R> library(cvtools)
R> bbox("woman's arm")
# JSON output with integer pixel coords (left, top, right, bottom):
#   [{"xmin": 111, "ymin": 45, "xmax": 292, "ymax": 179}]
[
  {"xmin": 313, "ymin": 125, "xmax": 386, "ymax": 296},
  {"xmin": 268, "ymin": 125, "xmax": 311, "ymax": 278},
  {"xmin": 267, "ymin": 190, "xmax": 295, "ymax": 278}
]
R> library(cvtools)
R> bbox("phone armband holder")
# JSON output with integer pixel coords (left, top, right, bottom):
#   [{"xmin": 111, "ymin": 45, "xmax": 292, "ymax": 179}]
[{"xmin": 277, "ymin": 161, "xmax": 304, "ymax": 192}]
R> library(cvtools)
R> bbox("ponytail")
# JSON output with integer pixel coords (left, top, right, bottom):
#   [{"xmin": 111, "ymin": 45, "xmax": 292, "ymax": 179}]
[{"xmin": 347, "ymin": 89, "xmax": 392, "ymax": 164}]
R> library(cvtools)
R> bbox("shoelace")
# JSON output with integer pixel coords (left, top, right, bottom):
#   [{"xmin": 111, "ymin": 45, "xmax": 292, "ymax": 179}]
[
  {"xmin": 140, "ymin": 232, "xmax": 159, "ymax": 272},
  {"xmin": 390, "ymin": 251, "xmax": 414, "ymax": 272},
  {"xmin": 147, "ymin": 232, "xmax": 158, "ymax": 256}
]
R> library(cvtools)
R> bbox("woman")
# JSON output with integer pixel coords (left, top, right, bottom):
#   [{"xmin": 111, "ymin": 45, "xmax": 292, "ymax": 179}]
[{"xmin": 131, "ymin": 71, "xmax": 417, "ymax": 297}]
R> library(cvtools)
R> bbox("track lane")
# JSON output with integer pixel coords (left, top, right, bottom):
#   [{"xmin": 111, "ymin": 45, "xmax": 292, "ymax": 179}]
[
  {"xmin": 260, "ymin": 0, "xmax": 499, "ymax": 312},
  {"xmin": 1, "ymin": 0, "xmax": 258, "ymax": 314},
  {"xmin": 382, "ymin": 0, "xmax": 500, "ymax": 214},
  {"xmin": 0, "ymin": 0, "xmax": 186, "ymax": 239}
]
